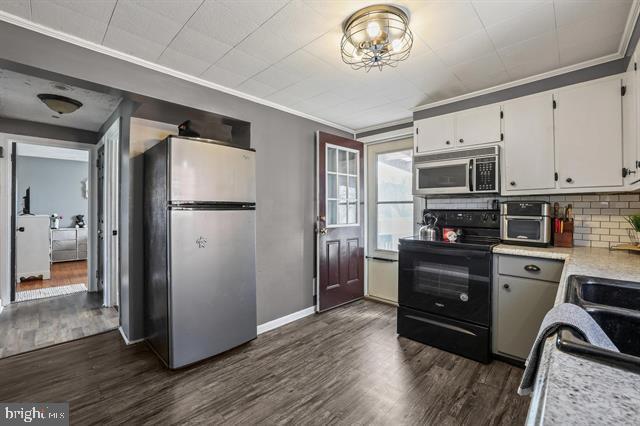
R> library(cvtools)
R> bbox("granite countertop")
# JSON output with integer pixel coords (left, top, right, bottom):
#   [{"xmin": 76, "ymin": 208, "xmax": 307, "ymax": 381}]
[{"xmin": 493, "ymin": 244, "xmax": 640, "ymax": 425}]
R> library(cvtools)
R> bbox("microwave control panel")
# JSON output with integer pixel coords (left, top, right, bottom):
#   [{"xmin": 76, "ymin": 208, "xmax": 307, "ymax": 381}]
[{"xmin": 475, "ymin": 157, "xmax": 497, "ymax": 192}]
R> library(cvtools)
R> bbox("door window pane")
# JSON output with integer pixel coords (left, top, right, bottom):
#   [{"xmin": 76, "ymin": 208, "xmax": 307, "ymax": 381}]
[
  {"xmin": 338, "ymin": 150, "xmax": 348, "ymax": 173},
  {"xmin": 326, "ymin": 145, "xmax": 359, "ymax": 226},
  {"xmin": 377, "ymin": 150, "xmax": 412, "ymax": 202},
  {"xmin": 377, "ymin": 203, "xmax": 413, "ymax": 251},
  {"xmin": 338, "ymin": 203, "xmax": 348, "ymax": 224},
  {"xmin": 338, "ymin": 175, "xmax": 348, "ymax": 202},
  {"xmin": 327, "ymin": 173, "xmax": 337, "ymax": 199},
  {"xmin": 327, "ymin": 148, "xmax": 337, "ymax": 172}
]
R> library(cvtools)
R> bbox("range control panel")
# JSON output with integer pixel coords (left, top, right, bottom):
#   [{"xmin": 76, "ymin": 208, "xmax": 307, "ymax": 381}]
[{"xmin": 475, "ymin": 157, "xmax": 498, "ymax": 192}]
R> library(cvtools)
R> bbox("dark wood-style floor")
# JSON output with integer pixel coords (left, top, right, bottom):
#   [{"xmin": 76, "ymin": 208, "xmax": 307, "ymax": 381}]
[
  {"xmin": 0, "ymin": 300, "xmax": 529, "ymax": 424},
  {"xmin": 0, "ymin": 291, "xmax": 118, "ymax": 358},
  {"xmin": 17, "ymin": 260, "xmax": 88, "ymax": 291}
]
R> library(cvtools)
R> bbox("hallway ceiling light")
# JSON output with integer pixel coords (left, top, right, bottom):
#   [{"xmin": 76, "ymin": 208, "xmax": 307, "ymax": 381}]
[
  {"xmin": 341, "ymin": 4, "xmax": 413, "ymax": 72},
  {"xmin": 37, "ymin": 93, "xmax": 83, "ymax": 114}
]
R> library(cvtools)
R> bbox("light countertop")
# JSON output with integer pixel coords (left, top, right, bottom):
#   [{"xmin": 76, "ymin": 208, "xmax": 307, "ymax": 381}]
[{"xmin": 493, "ymin": 244, "xmax": 640, "ymax": 425}]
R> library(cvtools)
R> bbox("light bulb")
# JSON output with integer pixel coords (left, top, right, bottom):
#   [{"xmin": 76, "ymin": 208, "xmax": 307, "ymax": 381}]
[
  {"xmin": 391, "ymin": 39, "xmax": 402, "ymax": 52},
  {"xmin": 367, "ymin": 21, "xmax": 381, "ymax": 38}
]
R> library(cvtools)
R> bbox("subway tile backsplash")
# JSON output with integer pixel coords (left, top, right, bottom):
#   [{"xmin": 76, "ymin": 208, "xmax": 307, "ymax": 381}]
[{"xmin": 422, "ymin": 193, "xmax": 640, "ymax": 248}]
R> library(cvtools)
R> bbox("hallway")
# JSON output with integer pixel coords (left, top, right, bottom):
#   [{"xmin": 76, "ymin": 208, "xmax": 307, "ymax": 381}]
[{"xmin": 0, "ymin": 291, "xmax": 118, "ymax": 358}]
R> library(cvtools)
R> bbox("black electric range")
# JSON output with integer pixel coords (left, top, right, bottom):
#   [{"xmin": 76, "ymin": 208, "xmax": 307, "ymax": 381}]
[{"xmin": 397, "ymin": 209, "xmax": 500, "ymax": 363}]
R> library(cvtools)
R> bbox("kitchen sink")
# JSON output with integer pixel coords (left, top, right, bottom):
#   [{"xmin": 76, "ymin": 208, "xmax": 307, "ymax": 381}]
[{"xmin": 557, "ymin": 275, "xmax": 640, "ymax": 373}]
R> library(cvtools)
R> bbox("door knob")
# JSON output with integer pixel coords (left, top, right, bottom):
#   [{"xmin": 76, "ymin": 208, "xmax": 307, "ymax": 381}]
[
  {"xmin": 503, "ymin": 283, "xmax": 510, "ymax": 290},
  {"xmin": 17, "ymin": 227, "xmax": 25, "ymax": 232}
]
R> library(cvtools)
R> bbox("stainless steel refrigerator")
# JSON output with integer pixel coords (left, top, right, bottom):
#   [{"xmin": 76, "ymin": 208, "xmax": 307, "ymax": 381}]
[{"xmin": 144, "ymin": 136, "xmax": 257, "ymax": 369}]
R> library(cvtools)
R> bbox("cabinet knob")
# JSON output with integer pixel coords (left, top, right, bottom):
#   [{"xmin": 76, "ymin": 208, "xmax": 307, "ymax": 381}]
[
  {"xmin": 445, "ymin": 140, "xmax": 450, "ymax": 145},
  {"xmin": 503, "ymin": 283, "xmax": 510, "ymax": 290},
  {"xmin": 459, "ymin": 138, "xmax": 464, "ymax": 143},
  {"xmin": 566, "ymin": 177, "xmax": 573, "ymax": 183},
  {"xmin": 17, "ymin": 227, "xmax": 25, "ymax": 232},
  {"xmin": 510, "ymin": 181, "xmax": 516, "ymax": 186}
]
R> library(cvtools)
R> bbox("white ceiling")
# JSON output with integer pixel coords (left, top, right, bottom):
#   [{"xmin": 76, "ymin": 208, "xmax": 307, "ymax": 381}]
[
  {"xmin": 0, "ymin": 68, "xmax": 121, "ymax": 131},
  {"xmin": 0, "ymin": 0, "xmax": 635, "ymax": 132}
]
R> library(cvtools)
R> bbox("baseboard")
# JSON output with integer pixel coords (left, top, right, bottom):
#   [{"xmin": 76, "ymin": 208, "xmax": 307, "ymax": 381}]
[
  {"xmin": 365, "ymin": 295, "xmax": 399, "ymax": 306},
  {"xmin": 257, "ymin": 306, "xmax": 315, "ymax": 335},
  {"xmin": 119, "ymin": 326, "xmax": 145, "ymax": 345}
]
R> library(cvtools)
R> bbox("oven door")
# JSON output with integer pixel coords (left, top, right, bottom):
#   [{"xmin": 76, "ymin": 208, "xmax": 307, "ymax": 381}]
[
  {"xmin": 414, "ymin": 158, "xmax": 472, "ymax": 195},
  {"xmin": 398, "ymin": 243, "xmax": 491, "ymax": 325}
]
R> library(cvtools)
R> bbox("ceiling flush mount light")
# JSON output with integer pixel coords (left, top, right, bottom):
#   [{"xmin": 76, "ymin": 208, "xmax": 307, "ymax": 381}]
[
  {"xmin": 341, "ymin": 4, "xmax": 413, "ymax": 72},
  {"xmin": 37, "ymin": 94, "xmax": 83, "ymax": 114}
]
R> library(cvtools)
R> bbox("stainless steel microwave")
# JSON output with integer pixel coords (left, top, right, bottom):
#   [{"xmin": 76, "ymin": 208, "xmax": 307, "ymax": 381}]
[{"xmin": 413, "ymin": 146, "xmax": 500, "ymax": 195}]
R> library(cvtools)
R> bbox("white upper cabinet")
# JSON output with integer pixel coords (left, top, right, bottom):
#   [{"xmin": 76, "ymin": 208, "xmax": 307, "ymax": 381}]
[
  {"xmin": 503, "ymin": 93, "xmax": 556, "ymax": 192},
  {"xmin": 414, "ymin": 104, "xmax": 502, "ymax": 153},
  {"xmin": 554, "ymin": 77, "xmax": 624, "ymax": 189},
  {"xmin": 623, "ymin": 54, "xmax": 638, "ymax": 185},
  {"xmin": 414, "ymin": 113, "xmax": 455, "ymax": 153},
  {"xmin": 454, "ymin": 104, "xmax": 502, "ymax": 147}
]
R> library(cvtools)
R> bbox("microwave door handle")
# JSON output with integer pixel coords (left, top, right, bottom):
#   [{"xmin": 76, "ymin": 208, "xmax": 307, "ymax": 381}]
[{"xmin": 468, "ymin": 159, "xmax": 474, "ymax": 192}]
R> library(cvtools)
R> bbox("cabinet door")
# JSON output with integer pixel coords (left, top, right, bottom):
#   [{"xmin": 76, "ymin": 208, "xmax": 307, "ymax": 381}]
[
  {"xmin": 623, "ymin": 56, "xmax": 637, "ymax": 185},
  {"xmin": 503, "ymin": 93, "xmax": 556, "ymax": 191},
  {"xmin": 497, "ymin": 275, "xmax": 557, "ymax": 360},
  {"xmin": 555, "ymin": 78, "xmax": 623, "ymax": 188},
  {"xmin": 454, "ymin": 104, "xmax": 502, "ymax": 147},
  {"xmin": 414, "ymin": 114, "xmax": 455, "ymax": 153}
]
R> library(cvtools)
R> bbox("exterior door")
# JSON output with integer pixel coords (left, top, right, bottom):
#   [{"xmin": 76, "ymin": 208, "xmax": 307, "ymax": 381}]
[{"xmin": 316, "ymin": 131, "xmax": 364, "ymax": 312}]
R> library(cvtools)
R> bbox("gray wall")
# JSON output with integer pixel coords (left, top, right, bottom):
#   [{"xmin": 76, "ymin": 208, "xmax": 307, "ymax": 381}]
[
  {"xmin": 16, "ymin": 156, "xmax": 88, "ymax": 228},
  {"xmin": 0, "ymin": 21, "xmax": 352, "ymax": 340}
]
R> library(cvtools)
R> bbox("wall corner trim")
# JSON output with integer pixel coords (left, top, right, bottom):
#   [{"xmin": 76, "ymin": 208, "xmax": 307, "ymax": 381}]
[
  {"xmin": 257, "ymin": 306, "xmax": 316, "ymax": 335},
  {"xmin": 119, "ymin": 326, "xmax": 144, "ymax": 345}
]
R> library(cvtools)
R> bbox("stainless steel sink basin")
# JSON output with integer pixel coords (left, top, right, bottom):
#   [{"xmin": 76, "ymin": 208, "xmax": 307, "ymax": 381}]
[
  {"xmin": 569, "ymin": 275, "xmax": 640, "ymax": 311},
  {"xmin": 557, "ymin": 275, "xmax": 640, "ymax": 372}
]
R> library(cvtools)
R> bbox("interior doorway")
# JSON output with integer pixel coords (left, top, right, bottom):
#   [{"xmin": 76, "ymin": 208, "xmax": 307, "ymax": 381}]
[
  {"xmin": 12, "ymin": 143, "xmax": 91, "ymax": 301},
  {"xmin": 0, "ymin": 135, "xmax": 119, "ymax": 359}
]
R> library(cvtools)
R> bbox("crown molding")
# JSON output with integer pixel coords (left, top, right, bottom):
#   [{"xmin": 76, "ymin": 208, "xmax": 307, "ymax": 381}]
[{"xmin": 0, "ymin": 11, "xmax": 356, "ymax": 135}]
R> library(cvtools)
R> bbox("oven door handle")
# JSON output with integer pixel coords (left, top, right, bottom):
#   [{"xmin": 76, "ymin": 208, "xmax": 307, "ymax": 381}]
[
  {"xmin": 468, "ymin": 158, "xmax": 474, "ymax": 192},
  {"xmin": 400, "ymin": 246, "xmax": 489, "ymax": 258}
]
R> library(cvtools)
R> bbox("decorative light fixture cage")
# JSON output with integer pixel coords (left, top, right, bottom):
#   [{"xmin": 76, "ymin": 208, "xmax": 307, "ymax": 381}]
[{"xmin": 341, "ymin": 4, "xmax": 413, "ymax": 72}]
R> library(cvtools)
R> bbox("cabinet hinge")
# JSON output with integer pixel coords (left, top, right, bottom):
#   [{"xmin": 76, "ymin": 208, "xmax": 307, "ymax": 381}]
[
  {"xmin": 552, "ymin": 100, "xmax": 557, "ymax": 109},
  {"xmin": 500, "ymin": 133, "xmax": 504, "ymax": 141},
  {"xmin": 500, "ymin": 110, "xmax": 504, "ymax": 119},
  {"xmin": 554, "ymin": 172, "xmax": 558, "ymax": 181},
  {"xmin": 622, "ymin": 85, "xmax": 627, "ymax": 96}
]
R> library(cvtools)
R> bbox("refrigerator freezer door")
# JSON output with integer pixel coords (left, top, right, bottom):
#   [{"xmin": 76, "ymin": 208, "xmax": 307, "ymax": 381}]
[
  {"xmin": 169, "ymin": 138, "xmax": 256, "ymax": 203},
  {"xmin": 169, "ymin": 208, "xmax": 257, "ymax": 368}
]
